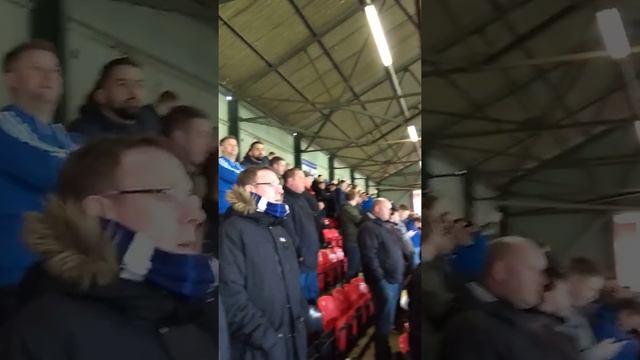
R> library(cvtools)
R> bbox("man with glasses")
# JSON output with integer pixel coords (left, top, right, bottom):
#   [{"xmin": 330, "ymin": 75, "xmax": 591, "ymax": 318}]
[
  {"xmin": 1, "ymin": 137, "xmax": 225, "ymax": 360},
  {"xmin": 220, "ymin": 166, "xmax": 307, "ymax": 360},
  {"xmin": 282, "ymin": 168, "xmax": 321, "ymax": 304}
]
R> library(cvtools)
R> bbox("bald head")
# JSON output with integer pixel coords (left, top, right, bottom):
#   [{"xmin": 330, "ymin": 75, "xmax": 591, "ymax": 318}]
[
  {"xmin": 483, "ymin": 236, "xmax": 547, "ymax": 309},
  {"xmin": 372, "ymin": 198, "xmax": 392, "ymax": 221}
]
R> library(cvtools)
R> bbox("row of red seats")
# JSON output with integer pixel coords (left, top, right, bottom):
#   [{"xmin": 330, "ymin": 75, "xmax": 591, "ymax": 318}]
[
  {"xmin": 317, "ymin": 247, "xmax": 346, "ymax": 292},
  {"xmin": 317, "ymin": 277, "xmax": 374, "ymax": 354}
]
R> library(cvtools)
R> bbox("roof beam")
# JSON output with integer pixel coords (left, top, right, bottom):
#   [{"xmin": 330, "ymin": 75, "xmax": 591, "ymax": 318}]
[
  {"xmin": 497, "ymin": 125, "xmax": 625, "ymax": 192},
  {"xmin": 439, "ymin": 117, "xmax": 637, "ymax": 139},
  {"xmin": 233, "ymin": 3, "xmax": 363, "ymax": 92}
]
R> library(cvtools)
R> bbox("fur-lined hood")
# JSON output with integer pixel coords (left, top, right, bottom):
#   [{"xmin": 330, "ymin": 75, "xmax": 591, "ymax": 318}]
[
  {"xmin": 23, "ymin": 197, "xmax": 119, "ymax": 290},
  {"xmin": 225, "ymin": 185, "xmax": 257, "ymax": 215}
]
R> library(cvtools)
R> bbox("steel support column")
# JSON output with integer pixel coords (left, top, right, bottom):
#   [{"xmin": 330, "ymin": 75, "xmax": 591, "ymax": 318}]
[
  {"xmin": 350, "ymin": 168, "xmax": 356, "ymax": 185},
  {"xmin": 499, "ymin": 206, "xmax": 509, "ymax": 236},
  {"xmin": 294, "ymin": 134, "xmax": 302, "ymax": 169},
  {"xmin": 329, "ymin": 155, "xmax": 335, "ymax": 182},
  {"xmin": 228, "ymin": 99, "xmax": 239, "ymax": 139},
  {"xmin": 464, "ymin": 172, "xmax": 475, "ymax": 221}
]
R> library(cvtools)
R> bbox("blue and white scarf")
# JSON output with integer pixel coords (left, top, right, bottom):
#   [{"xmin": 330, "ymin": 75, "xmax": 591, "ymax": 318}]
[
  {"xmin": 251, "ymin": 192, "xmax": 290, "ymax": 219},
  {"xmin": 101, "ymin": 219, "xmax": 216, "ymax": 300}
]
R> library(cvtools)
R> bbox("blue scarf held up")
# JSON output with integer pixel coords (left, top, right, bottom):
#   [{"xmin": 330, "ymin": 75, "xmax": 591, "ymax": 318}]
[{"xmin": 101, "ymin": 219, "xmax": 216, "ymax": 300}]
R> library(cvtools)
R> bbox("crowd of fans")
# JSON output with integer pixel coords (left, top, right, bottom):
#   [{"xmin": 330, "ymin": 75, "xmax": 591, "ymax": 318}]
[
  {"xmin": 0, "ymin": 40, "xmax": 218, "ymax": 359},
  {"xmin": 419, "ymin": 193, "xmax": 640, "ymax": 360},
  {"xmin": 217, "ymin": 132, "xmax": 423, "ymax": 359},
  {"xmin": 5, "ymin": 36, "xmax": 637, "ymax": 360}
]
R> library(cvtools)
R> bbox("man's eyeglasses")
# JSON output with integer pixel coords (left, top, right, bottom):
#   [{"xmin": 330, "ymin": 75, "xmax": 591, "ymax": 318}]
[
  {"xmin": 102, "ymin": 188, "xmax": 195, "ymax": 203},
  {"xmin": 253, "ymin": 182, "xmax": 282, "ymax": 188}
]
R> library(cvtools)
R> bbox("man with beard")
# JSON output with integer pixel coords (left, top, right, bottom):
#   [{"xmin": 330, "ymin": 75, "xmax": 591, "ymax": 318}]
[
  {"xmin": 240, "ymin": 141, "xmax": 269, "ymax": 168},
  {"xmin": 68, "ymin": 57, "xmax": 151, "ymax": 140}
]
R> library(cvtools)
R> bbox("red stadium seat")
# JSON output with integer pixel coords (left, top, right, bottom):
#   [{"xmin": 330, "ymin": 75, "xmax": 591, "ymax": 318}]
[
  {"xmin": 343, "ymin": 283, "xmax": 370, "ymax": 326},
  {"xmin": 331, "ymin": 288, "xmax": 358, "ymax": 336},
  {"xmin": 317, "ymin": 295, "xmax": 338, "ymax": 331},
  {"xmin": 399, "ymin": 322, "xmax": 410, "ymax": 354},
  {"xmin": 333, "ymin": 247, "xmax": 346, "ymax": 273},
  {"xmin": 328, "ymin": 247, "xmax": 345, "ymax": 281},
  {"xmin": 350, "ymin": 277, "xmax": 374, "ymax": 317},
  {"xmin": 317, "ymin": 294, "xmax": 352, "ymax": 353}
]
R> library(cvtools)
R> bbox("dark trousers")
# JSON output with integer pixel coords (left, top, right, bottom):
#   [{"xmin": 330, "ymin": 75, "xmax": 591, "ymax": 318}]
[
  {"xmin": 372, "ymin": 280, "xmax": 401, "ymax": 360},
  {"xmin": 343, "ymin": 241, "xmax": 361, "ymax": 281}
]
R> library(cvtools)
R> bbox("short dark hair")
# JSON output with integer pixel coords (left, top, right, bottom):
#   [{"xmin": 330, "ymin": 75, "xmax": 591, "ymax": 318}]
[
  {"xmin": 269, "ymin": 156, "xmax": 285, "ymax": 167},
  {"xmin": 83, "ymin": 57, "xmax": 141, "ymax": 107},
  {"xmin": 249, "ymin": 141, "xmax": 263, "ymax": 151},
  {"xmin": 3, "ymin": 39, "xmax": 58, "ymax": 73},
  {"xmin": 157, "ymin": 90, "xmax": 178, "ymax": 104},
  {"xmin": 96, "ymin": 57, "xmax": 140, "ymax": 89},
  {"xmin": 568, "ymin": 257, "xmax": 602, "ymax": 278},
  {"xmin": 398, "ymin": 204, "xmax": 409, "ymax": 211},
  {"xmin": 236, "ymin": 166, "xmax": 275, "ymax": 187},
  {"xmin": 57, "ymin": 137, "xmax": 177, "ymax": 202},
  {"xmin": 283, "ymin": 168, "xmax": 302, "ymax": 182},
  {"xmin": 267, "ymin": 151, "xmax": 276, "ymax": 156},
  {"xmin": 220, "ymin": 135, "xmax": 237, "ymax": 146},
  {"xmin": 160, "ymin": 105, "xmax": 208, "ymax": 137}
]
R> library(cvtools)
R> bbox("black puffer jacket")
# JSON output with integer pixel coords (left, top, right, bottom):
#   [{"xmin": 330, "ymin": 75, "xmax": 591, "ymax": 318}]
[
  {"xmin": 240, "ymin": 154, "xmax": 269, "ymax": 168},
  {"xmin": 220, "ymin": 186, "xmax": 307, "ymax": 360},
  {"xmin": 283, "ymin": 187, "xmax": 321, "ymax": 272},
  {"xmin": 358, "ymin": 217, "xmax": 407, "ymax": 285},
  {"xmin": 0, "ymin": 198, "xmax": 221, "ymax": 360},
  {"xmin": 67, "ymin": 103, "xmax": 152, "ymax": 141},
  {"xmin": 442, "ymin": 284, "xmax": 580, "ymax": 360}
]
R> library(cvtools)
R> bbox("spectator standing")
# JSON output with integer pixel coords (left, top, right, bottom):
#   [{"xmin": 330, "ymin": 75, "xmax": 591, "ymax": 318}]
[
  {"xmin": 240, "ymin": 141, "xmax": 269, "ymax": 168},
  {"xmin": 283, "ymin": 168, "xmax": 321, "ymax": 304},
  {"xmin": 0, "ymin": 40, "xmax": 75, "ymax": 323},
  {"xmin": 218, "ymin": 135, "xmax": 243, "ymax": 215},
  {"xmin": 220, "ymin": 167, "xmax": 307, "ymax": 360},
  {"xmin": 68, "ymin": 57, "xmax": 151, "ymax": 140}
]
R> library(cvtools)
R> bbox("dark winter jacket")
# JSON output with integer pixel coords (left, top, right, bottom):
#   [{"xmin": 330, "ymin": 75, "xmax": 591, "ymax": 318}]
[
  {"xmin": 334, "ymin": 188, "xmax": 346, "ymax": 216},
  {"xmin": 358, "ymin": 217, "xmax": 407, "ymax": 285},
  {"xmin": 303, "ymin": 191, "xmax": 325, "ymax": 248},
  {"xmin": 442, "ymin": 283, "xmax": 580, "ymax": 360},
  {"xmin": 220, "ymin": 186, "xmax": 308, "ymax": 360},
  {"xmin": 283, "ymin": 187, "xmax": 320, "ymax": 273},
  {"xmin": 68, "ymin": 103, "xmax": 152, "ymax": 142},
  {"xmin": 240, "ymin": 154, "xmax": 269, "ymax": 168},
  {"xmin": 137, "ymin": 104, "xmax": 162, "ymax": 135},
  {"xmin": 0, "ymin": 198, "xmax": 222, "ymax": 360},
  {"xmin": 338, "ymin": 203, "xmax": 362, "ymax": 244}
]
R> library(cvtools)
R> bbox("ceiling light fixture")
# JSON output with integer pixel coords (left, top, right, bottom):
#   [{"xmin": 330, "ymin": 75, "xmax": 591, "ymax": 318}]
[
  {"xmin": 364, "ymin": 3, "xmax": 393, "ymax": 66},
  {"xmin": 407, "ymin": 125, "xmax": 419, "ymax": 142},
  {"xmin": 596, "ymin": 8, "xmax": 631, "ymax": 59}
]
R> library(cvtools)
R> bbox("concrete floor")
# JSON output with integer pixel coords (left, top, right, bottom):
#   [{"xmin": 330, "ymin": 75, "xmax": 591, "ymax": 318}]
[{"xmin": 346, "ymin": 327, "xmax": 401, "ymax": 360}]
